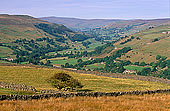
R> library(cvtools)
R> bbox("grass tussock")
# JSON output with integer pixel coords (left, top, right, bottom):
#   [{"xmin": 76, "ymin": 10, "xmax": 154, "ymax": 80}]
[{"xmin": 1, "ymin": 94, "xmax": 170, "ymax": 111}]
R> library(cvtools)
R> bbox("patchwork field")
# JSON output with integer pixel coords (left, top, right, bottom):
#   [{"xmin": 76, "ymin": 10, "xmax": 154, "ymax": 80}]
[
  {"xmin": 1, "ymin": 94, "xmax": 170, "ymax": 111},
  {"xmin": 0, "ymin": 66, "xmax": 170, "ymax": 93}
]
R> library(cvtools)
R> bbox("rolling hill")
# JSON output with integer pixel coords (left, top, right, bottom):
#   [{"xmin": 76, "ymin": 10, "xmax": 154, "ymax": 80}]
[
  {"xmin": 39, "ymin": 16, "xmax": 122, "ymax": 31},
  {"xmin": 41, "ymin": 16, "xmax": 170, "ymax": 41},
  {"xmin": 111, "ymin": 25, "xmax": 170, "ymax": 63},
  {"xmin": 0, "ymin": 14, "xmax": 89, "ymax": 43},
  {"xmin": 0, "ymin": 14, "xmax": 94, "ymax": 62}
]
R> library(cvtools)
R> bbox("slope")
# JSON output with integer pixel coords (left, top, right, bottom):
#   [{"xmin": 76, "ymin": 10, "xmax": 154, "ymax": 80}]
[
  {"xmin": 0, "ymin": 14, "xmax": 92, "ymax": 62},
  {"xmin": 40, "ymin": 16, "xmax": 122, "ymax": 31},
  {"xmin": 1, "ymin": 65, "xmax": 170, "ymax": 93},
  {"xmin": 0, "ymin": 14, "xmax": 89, "ymax": 43},
  {"xmin": 113, "ymin": 25, "xmax": 170, "ymax": 63}
]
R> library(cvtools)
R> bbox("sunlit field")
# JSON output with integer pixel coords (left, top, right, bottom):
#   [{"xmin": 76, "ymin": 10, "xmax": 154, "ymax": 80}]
[{"xmin": 1, "ymin": 94, "xmax": 170, "ymax": 111}]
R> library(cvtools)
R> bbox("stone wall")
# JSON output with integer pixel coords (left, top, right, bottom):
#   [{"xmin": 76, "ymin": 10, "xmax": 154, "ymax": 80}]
[
  {"xmin": 0, "ymin": 82, "xmax": 37, "ymax": 92},
  {"xmin": 1, "ymin": 89, "xmax": 170, "ymax": 101}
]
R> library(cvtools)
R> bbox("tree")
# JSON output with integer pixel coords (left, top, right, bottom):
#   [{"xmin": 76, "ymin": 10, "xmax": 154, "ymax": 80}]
[
  {"xmin": 48, "ymin": 72, "xmax": 83, "ymax": 91},
  {"xmin": 134, "ymin": 62, "xmax": 139, "ymax": 65},
  {"xmin": 156, "ymin": 55, "xmax": 161, "ymax": 60},
  {"xmin": 140, "ymin": 62, "xmax": 146, "ymax": 66},
  {"xmin": 140, "ymin": 68, "xmax": 151, "ymax": 76},
  {"xmin": 46, "ymin": 60, "xmax": 51, "ymax": 66},
  {"xmin": 77, "ymin": 59, "xmax": 83, "ymax": 63},
  {"xmin": 163, "ymin": 68, "xmax": 170, "ymax": 79},
  {"xmin": 40, "ymin": 61, "xmax": 44, "ymax": 65}
]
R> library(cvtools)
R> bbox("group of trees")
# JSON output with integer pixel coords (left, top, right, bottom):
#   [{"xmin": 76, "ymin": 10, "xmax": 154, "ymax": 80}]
[
  {"xmin": 82, "ymin": 41, "xmax": 91, "ymax": 48},
  {"xmin": 120, "ymin": 36, "xmax": 135, "ymax": 45},
  {"xmin": 131, "ymin": 55, "xmax": 170, "ymax": 78},
  {"xmin": 3, "ymin": 38, "xmax": 70, "ymax": 65}
]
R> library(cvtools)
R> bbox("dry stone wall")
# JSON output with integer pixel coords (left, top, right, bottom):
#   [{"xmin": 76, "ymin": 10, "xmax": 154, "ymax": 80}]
[
  {"xmin": 1, "ymin": 89, "xmax": 170, "ymax": 101},
  {"xmin": 0, "ymin": 82, "xmax": 37, "ymax": 92}
]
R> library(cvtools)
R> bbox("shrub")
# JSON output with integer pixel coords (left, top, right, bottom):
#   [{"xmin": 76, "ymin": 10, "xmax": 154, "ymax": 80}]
[{"xmin": 48, "ymin": 72, "xmax": 83, "ymax": 91}]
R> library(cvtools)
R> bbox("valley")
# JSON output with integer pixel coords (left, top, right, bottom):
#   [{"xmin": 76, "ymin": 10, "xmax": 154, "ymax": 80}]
[{"xmin": 0, "ymin": 14, "xmax": 170, "ymax": 111}]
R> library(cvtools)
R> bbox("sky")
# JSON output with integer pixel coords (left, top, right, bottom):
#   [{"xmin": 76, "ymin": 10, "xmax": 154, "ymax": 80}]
[{"xmin": 0, "ymin": 0, "xmax": 169, "ymax": 19}]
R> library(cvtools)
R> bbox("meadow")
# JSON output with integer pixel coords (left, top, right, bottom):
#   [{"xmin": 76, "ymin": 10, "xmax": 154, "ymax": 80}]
[
  {"xmin": 86, "ymin": 63, "xmax": 105, "ymax": 69},
  {"xmin": 1, "ymin": 66, "xmax": 170, "ymax": 93},
  {"xmin": 1, "ymin": 94, "xmax": 170, "ymax": 111}
]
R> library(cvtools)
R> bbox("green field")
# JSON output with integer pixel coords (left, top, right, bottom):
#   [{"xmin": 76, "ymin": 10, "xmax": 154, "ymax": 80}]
[
  {"xmin": 1, "ymin": 66, "xmax": 170, "ymax": 94},
  {"xmin": 50, "ymin": 57, "xmax": 87, "ymax": 65},
  {"xmin": 124, "ymin": 65, "xmax": 151, "ymax": 71},
  {"xmin": 86, "ymin": 63, "xmax": 105, "ymax": 69},
  {"xmin": 0, "ymin": 46, "xmax": 13, "ymax": 58}
]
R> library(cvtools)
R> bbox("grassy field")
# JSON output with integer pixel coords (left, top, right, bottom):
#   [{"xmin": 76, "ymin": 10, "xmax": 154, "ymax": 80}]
[
  {"xmin": 50, "ymin": 58, "xmax": 79, "ymax": 65},
  {"xmin": 1, "ymin": 94, "xmax": 170, "ymax": 111},
  {"xmin": 46, "ymin": 57, "xmax": 87, "ymax": 66},
  {"xmin": 124, "ymin": 65, "xmax": 151, "ymax": 72},
  {"xmin": 1, "ymin": 66, "xmax": 170, "ymax": 93},
  {"xmin": 86, "ymin": 63, "xmax": 105, "ymax": 69},
  {"xmin": 0, "ymin": 46, "xmax": 13, "ymax": 58}
]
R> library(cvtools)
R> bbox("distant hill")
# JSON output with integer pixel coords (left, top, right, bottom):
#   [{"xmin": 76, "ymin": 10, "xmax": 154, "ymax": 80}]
[
  {"xmin": 39, "ymin": 16, "xmax": 122, "ymax": 31},
  {"xmin": 0, "ymin": 14, "xmax": 90, "ymax": 43},
  {"xmin": 108, "ymin": 25, "xmax": 170, "ymax": 63},
  {"xmin": 40, "ymin": 16, "xmax": 170, "ymax": 41},
  {"xmin": 0, "ymin": 14, "xmax": 91, "ymax": 62},
  {"xmin": 86, "ymin": 18, "xmax": 170, "ymax": 40}
]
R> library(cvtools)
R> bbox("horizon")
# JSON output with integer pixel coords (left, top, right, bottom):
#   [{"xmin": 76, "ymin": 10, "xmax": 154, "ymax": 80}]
[
  {"xmin": 0, "ymin": 0, "xmax": 169, "ymax": 19},
  {"xmin": 1, "ymin": 13, "xmax": 170, "ymax": 20}
]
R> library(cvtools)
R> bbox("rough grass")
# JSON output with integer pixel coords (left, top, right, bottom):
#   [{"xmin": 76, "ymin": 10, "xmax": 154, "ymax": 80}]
[
  {"xmin": 1, "ymin": 94, "xmax": 170, "ymax": 111},
  {"xmin": 1, "ymin": 66, "xmax": 170, "ymax": 93}
]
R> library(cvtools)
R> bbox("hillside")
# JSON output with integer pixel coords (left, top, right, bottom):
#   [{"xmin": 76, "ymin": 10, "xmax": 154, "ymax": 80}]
[
  {"xmin": 0, "ymin": 14, "xmax": 97, "ymax": 64},
  {"xmin": 40, "ymin": 17, "xmax": 170, "ymax": 41},
  {"xmin": 0, "ymin": 14, "xmax": 89, "ymax": 43},
  {"xmin": 112, "ymin": 25, "xmax": 170, "ymax": 63},
  {"xmin": 1, "ymin": 65, "xmax": 170, "ymax": 93},
  {"xmin": 39, "ymin": 16, "xmax": 122, "ymax": 31}
]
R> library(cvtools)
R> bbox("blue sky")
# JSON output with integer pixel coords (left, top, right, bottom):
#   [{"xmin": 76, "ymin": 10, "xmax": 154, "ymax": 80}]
[{"xmin": 0, "ymin": 0, "xmax": 169, "ymax": 19}]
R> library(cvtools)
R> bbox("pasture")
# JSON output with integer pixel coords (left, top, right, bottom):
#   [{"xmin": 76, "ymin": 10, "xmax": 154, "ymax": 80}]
[{"xmin": 0, "ymin": 66, "xmax": 170, "ymax": 93}]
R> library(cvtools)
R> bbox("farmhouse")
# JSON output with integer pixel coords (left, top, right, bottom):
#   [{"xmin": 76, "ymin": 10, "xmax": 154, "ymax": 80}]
[{"xmin": 123, "ymin": 70, "xmax": 136, "ymax": 74}]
